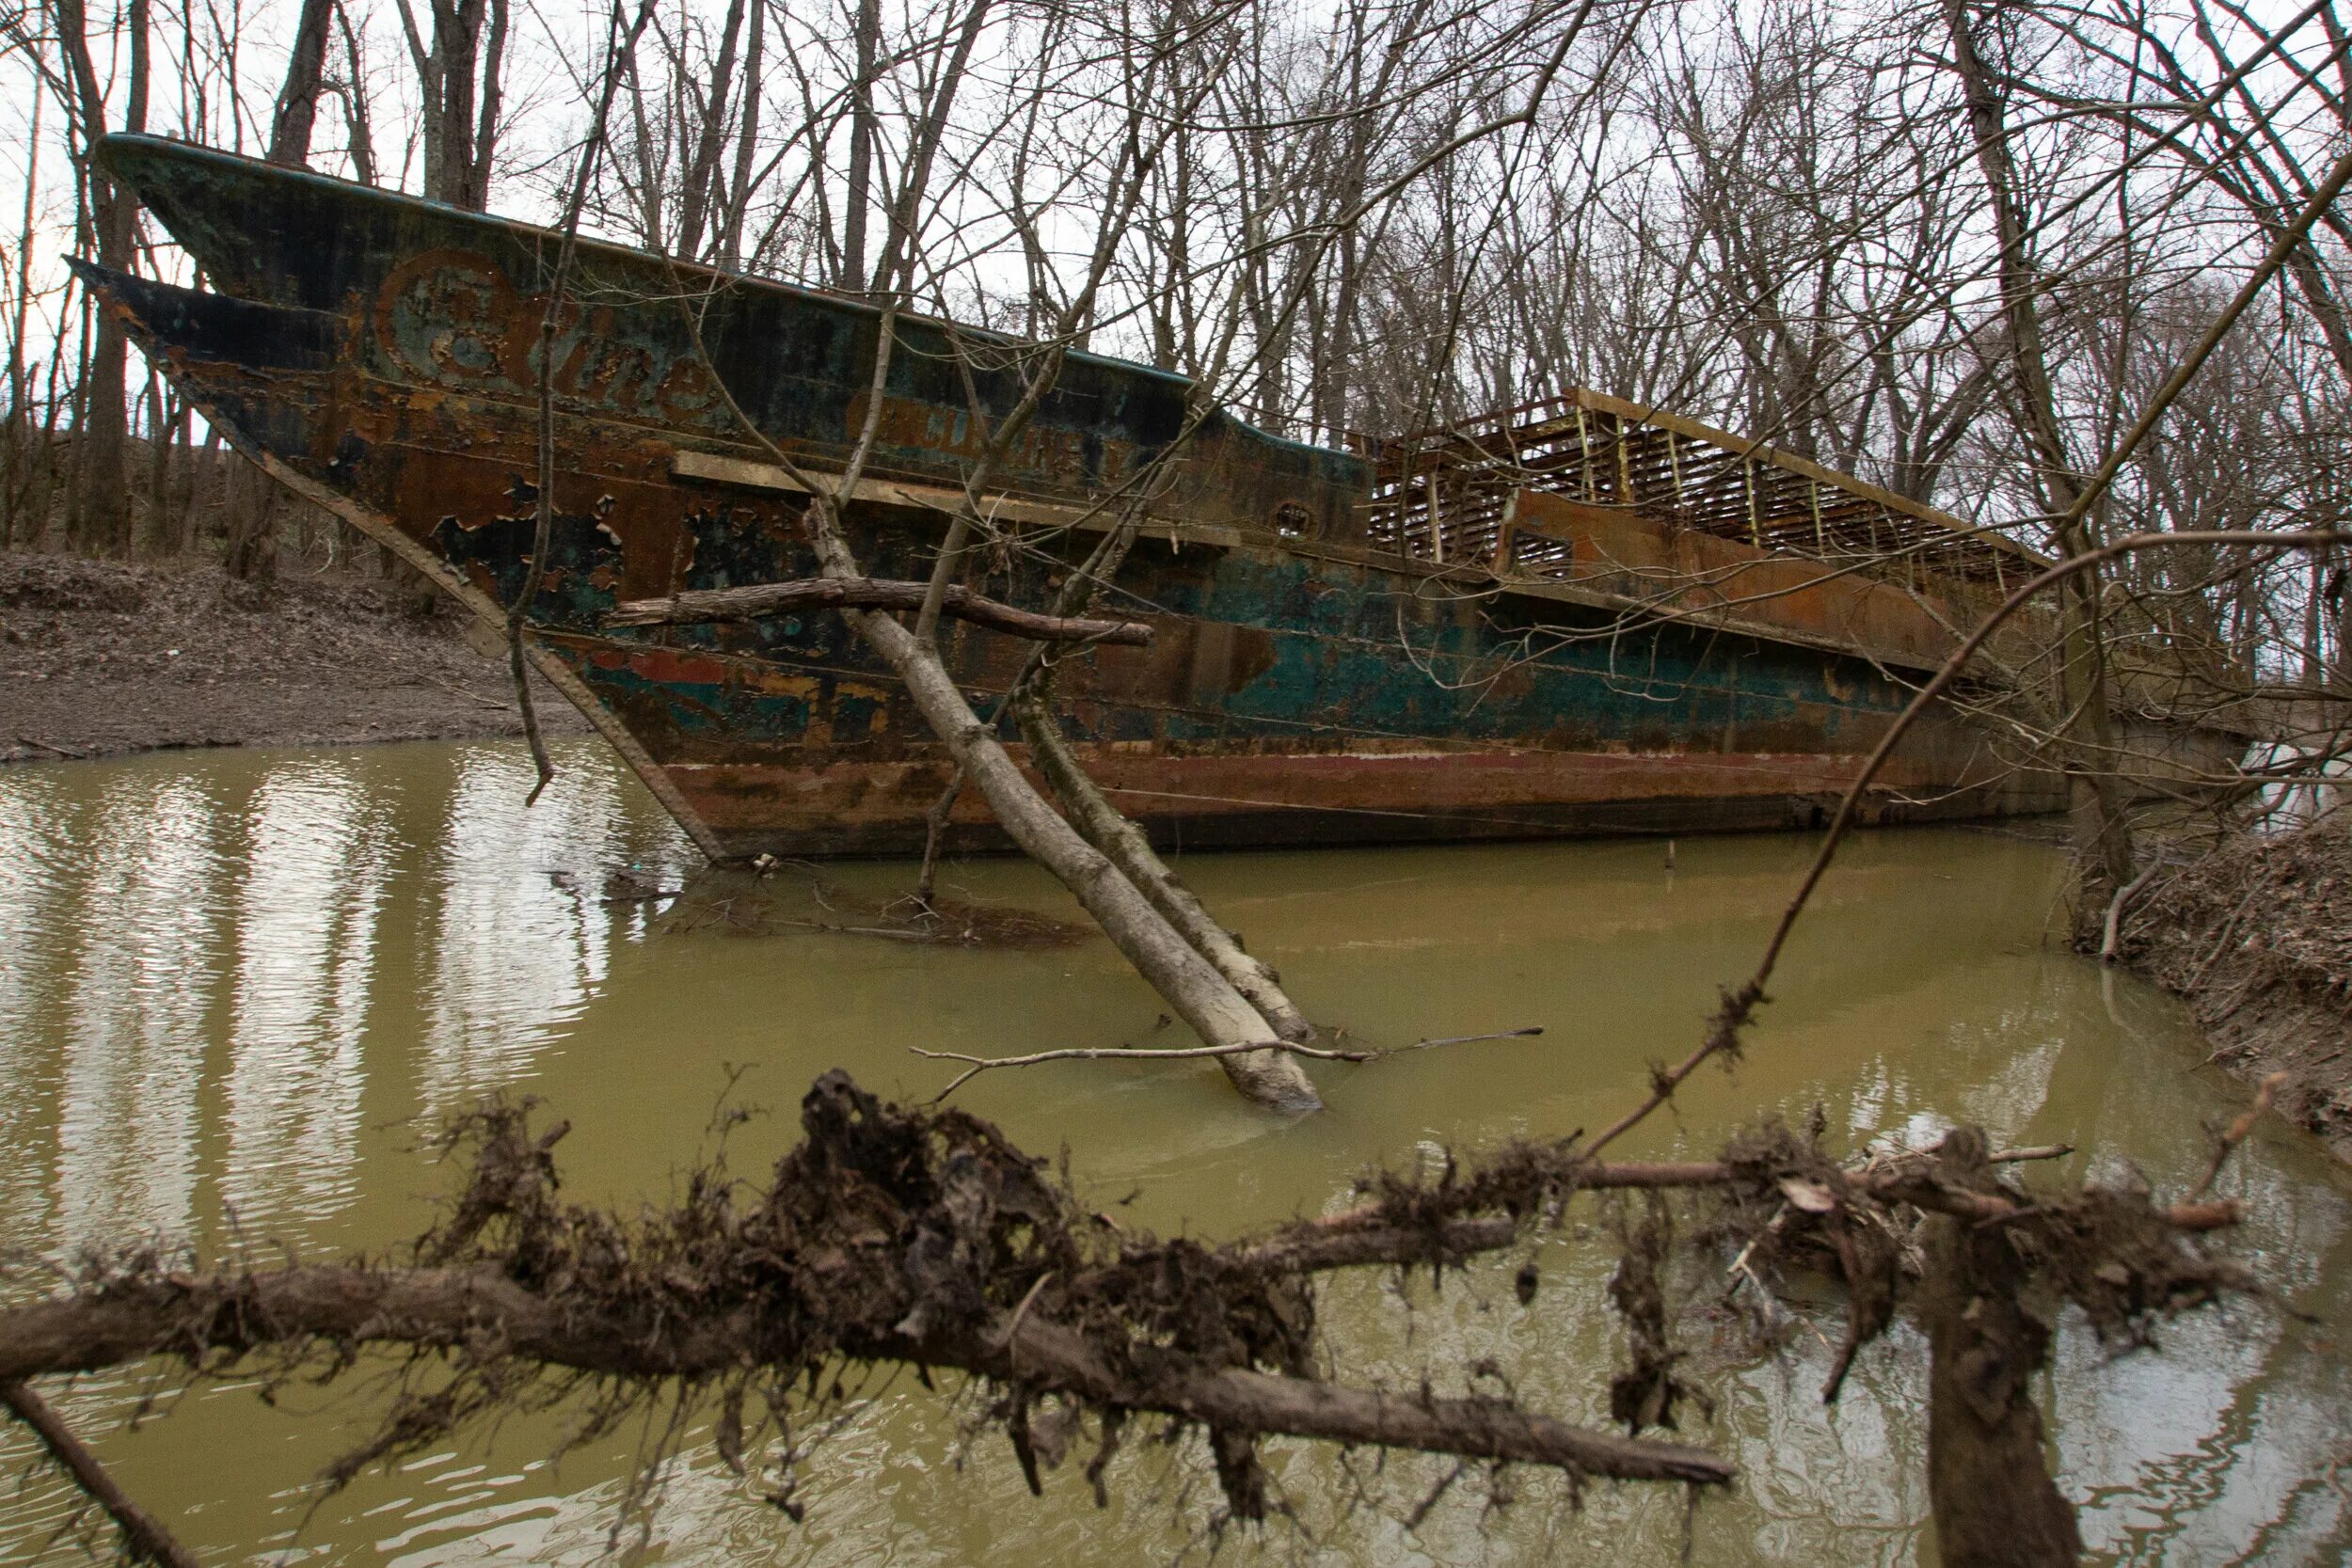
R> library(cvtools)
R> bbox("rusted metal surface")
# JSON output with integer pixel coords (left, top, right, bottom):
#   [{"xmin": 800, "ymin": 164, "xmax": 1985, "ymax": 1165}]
[
  {"xmin": 1358, "ymin": 390, "xmax": 2045, "ymax": 587},
  {"xmin": 1491, "ymin": 490, "xmax": 2021, "ymax": 674},
  {"xmin": 82, "ymin": 134, "xmax": 2184, "ymax": 861},
  {"xmin": 607, "ymin": 577, "xmax": 1155, "ymax": 644}
]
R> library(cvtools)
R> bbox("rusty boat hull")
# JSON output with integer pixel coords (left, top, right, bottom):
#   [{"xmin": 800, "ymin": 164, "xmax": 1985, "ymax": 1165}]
[{"xmin": 85, "ymin": 135, "xmax": 2083, "ymax": 862}]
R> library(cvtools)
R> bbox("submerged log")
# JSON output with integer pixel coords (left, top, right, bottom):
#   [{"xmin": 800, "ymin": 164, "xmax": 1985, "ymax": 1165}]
[
  {"xmin": 608, "ymin": 578, "xmax": 1154, "ymax": 645},
  {"xmin": 1919, "ymin": 1130, "xmax": 2083, "ymax": 1568},
  {"xmin": 0, "ymin": 1380, "xmax": 199, "ymax": 1568},
  {"xmin": 1012, "ymin": 680, "xmax": 1318, "ymax": 1044}
]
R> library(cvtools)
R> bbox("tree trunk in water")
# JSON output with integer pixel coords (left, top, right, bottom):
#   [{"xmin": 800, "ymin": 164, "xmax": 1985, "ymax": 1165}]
[
  {"xmin": 1921, "ymin": 1131, "xmax": 2082, "ymax": 1568},
  {"xmin": 853, "ymin": 610, "xmax": 1319, "ymax": 1112},
  {"xmin": 1010, "ymin": 682, "xmax": 1316, "ymax": 1045}
]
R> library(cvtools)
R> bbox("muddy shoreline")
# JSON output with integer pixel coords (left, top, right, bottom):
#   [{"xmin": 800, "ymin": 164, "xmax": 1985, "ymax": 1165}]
[
  {"xmin": 0, "ymin": 549, "xmax": 587, "ymax": 764},
  {"xmin": 2117, "ymin": 820, "xmax": 2352, "ymax": 1164}
]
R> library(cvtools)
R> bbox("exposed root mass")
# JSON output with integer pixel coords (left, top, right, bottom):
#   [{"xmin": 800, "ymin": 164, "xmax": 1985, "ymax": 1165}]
[{"xmin": 0, "ymin": 1074, "xmax": 2253, "ymax": 1562}]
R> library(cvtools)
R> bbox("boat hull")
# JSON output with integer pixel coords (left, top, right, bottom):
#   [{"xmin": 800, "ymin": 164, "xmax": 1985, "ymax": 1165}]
[{"xmin": 83, "ymin": 136, "xmax": 2076, "ymax": 861}]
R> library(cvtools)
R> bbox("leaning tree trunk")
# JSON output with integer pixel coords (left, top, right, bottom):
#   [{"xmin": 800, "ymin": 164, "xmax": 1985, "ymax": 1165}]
[
  {"xmin": 680, "ymin": 71, "xmax": 1316, "ymax": 1110},
  {"xmin": 845, "ymin": 604, "xmax": 1321, "ymax": 1112},
  {"xmin": 989, "ymin": 510, "xmax": 1316, "ymax": 1047},
  {"xmin": 1946, "ymin": 0, "xmax": 2135, "ymax": 904},
  {"xmin": 1010, "ymin": 680, "xmax": 1316, "ymax": 1045},
  {"xmin": 762, "ymin": 427, "xmax": 1316, "ymax": 1108}
]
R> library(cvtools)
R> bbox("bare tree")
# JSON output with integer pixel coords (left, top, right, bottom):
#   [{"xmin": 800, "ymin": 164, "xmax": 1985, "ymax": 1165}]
[{"xmin": 395, "ymin": 0, "xmax": 507, "ymax": 210}]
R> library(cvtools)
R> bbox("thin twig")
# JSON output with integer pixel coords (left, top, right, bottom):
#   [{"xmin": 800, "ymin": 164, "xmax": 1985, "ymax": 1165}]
[
  {"xmin": 1581, "ymin": 529, "xmax": 2352, "ymax": 1163},
  {"xmin": 1989, "ymin": 1144, "xmax": 2074, "ymax": 1164},
  {"xmin": 2184, "ymin": 884, "xmax": 2263, "ymax": 994},
  {"xmin": 420, "ymin": 671, "xmax": 513, "ymax": 711},
  {"xmin": 912, "ymin": 1039, "xmax": 1375, "ymax": 1100},
  {"xmin": 996, "ymin": 1271, "xmax": 1055, "ymax": 1352},
  {"xmin": 509, "ymin": 0, "xmax": 660, "ymax": 808},
  {"xmin": 2192, "ymin": 1069, "xmax": 2287, "ymax": 1198},
  {"xmin": 2101, "ymin": 859, "xmax": 2164, "ymax": 964},
  {"xmin": 910, "ymin": 1026, "xmax": 1545, "ymax": 1100},
  {"xmin": 1388, "ymin": 1026, "xmax": 1545, "ymax": 1053},
  {"xmin": 1576, "ymin": 137, "xmax": 2352, "ymax": 1161}
]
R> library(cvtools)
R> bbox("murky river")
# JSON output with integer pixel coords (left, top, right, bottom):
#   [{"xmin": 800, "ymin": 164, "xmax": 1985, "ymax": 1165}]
[{"xmin": 0, "ymin": 737, "xmax": 2347, "ymax": 1564}]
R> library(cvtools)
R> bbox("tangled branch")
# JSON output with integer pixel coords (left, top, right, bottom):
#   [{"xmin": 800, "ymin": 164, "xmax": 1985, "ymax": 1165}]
[{"xmin": 0, "ymin": 1070, "xmax": 2256, "ymax": 1563}]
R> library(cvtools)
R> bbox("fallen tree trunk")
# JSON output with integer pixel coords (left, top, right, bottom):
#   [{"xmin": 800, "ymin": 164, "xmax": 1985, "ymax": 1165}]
[
  {"xmin": 977, "ymin": 1315, "xmax": 1732, "ymax": 1484},
  {"xmin": 0, "ymin": 1075, "xmax": 2259, "ymax": 1563},
  {"xmin": 0, "ymin": 1268, "xmax": 1731, "ymax": 1487},
  {"xmin": 675, "ymin": 309, "xmax": 1318, "ymax": 1114},
  {"xmin": 1920, "ymin": 1131, "xmax": 2084, "ymax": 1568},
  {"xmin": 0, "ymin": 1380, "xmax": 198, "ymax": 1568},
  {"xmin": 607, "ymin": 577, "xmax": 1154, "ymax": 646},
  {"xmin": 850, "ymin": 605, "xmax": 1322, "ymax": 1111}
]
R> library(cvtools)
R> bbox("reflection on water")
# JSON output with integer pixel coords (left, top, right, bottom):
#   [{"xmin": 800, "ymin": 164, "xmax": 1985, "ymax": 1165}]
[
  {"xmin": 223, "ymin": 764, "xmax": 389, "ymax": 1229},
  {"xmin": 56, "ymin": 775, "xmax": 224, "ymax": 1253},
  {"xmin": 415, "ymin": 747, "xmax": 634, "ymax": 1106},
  {"xmin": 0, "ymin": 736, "xmax": 2347, "ymax": 1564}
]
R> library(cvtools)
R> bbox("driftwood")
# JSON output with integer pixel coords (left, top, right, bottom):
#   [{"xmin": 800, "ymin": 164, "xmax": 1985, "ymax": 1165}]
[
  {"xmin": 607, "ymin": 577, "xmax": 1154, "ymax": 645},
  {"xmin": 0, "ymin": 1267, "xmax": 1727, "ymax": 1486},
  {"xmin": 0, "ymin": 1071, "xmax": 2260, "ymax": 1567},
  {"xmin": 1009, "ymin": 678, "xmax": 1316, "ymax": 1040},
  {"xmin": 0, "ymin": 1073, "xmax": 1733, "ymax": 1519},
  {"xmin": 1919, "ymin": 1130, "xmax": 2083, "ymax": 1568}
]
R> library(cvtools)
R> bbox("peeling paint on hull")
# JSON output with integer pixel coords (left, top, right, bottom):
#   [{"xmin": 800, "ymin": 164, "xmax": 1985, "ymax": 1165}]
[{"xmin": 81, "ymin": 135, "xmax": 2112, "ymax": 861}]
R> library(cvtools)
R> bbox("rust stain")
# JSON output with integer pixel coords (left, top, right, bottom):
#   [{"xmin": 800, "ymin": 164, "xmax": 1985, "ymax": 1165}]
[{"xmin": 70, "ymin": 132, "xmax": 2245, "ymax": 864}]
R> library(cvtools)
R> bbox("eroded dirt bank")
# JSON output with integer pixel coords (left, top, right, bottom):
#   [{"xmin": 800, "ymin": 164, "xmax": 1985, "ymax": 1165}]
[
  {"xmin": 0, "ymin": 549, "xmax": 588, "ymax": 763},
  {"xmin": 2119, "ymin": 819, "xmax": 2352, "ymax": 1162}
]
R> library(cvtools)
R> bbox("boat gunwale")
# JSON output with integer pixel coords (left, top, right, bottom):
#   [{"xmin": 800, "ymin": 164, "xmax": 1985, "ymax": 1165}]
[
  {"xmin": 77, "ymin": 141, "xmax": 2023, "ymax": 678},
  {"xmin": 90, "ymin": 133, "xmax": 1347, "ymax": 443},
  {"xmin": 83, "ymin": 246, "xmax": 2005, "ymax": 681}
]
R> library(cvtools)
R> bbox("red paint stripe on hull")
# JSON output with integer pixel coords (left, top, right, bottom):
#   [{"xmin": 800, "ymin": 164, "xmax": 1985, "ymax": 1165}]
[{"xmin": 663, "ymin": 744, "xmax": 2062, "ymax": 858}]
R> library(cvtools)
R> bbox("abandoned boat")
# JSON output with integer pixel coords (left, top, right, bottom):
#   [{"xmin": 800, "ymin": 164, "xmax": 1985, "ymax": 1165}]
[{"xmin": 83, "ymin": 133, "xmax": 2118, "ymax": 861}]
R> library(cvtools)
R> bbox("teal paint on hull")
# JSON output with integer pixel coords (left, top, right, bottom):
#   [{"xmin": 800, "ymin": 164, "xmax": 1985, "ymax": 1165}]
[{"xmin": 72, "ymin": 135, "xmax": 2060, "ymax": 858}]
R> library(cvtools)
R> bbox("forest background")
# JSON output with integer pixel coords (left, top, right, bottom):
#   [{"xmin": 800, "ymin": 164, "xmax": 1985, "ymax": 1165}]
[{"xmin": 0, "ymin": 0, "xmax": 2346, "ymax": 701}]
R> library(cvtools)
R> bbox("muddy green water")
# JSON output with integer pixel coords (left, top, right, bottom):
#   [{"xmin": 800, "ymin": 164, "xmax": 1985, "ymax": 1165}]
[{"xmin": 0, "ymin": 737, "xmax": 2347, "ymax": 1565}]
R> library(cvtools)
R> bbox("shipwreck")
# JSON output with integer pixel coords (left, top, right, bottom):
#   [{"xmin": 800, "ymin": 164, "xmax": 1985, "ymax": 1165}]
[{"xmin": 75, "ymin": 134, "xmax": 2217, "ymax": 862}]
